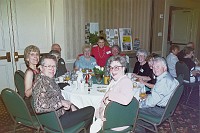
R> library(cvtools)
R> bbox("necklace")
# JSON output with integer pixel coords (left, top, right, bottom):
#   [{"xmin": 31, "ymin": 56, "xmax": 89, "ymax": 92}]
[{"xmin": 98, "ymin": 46, "xmax": 105, "ymax": 58}]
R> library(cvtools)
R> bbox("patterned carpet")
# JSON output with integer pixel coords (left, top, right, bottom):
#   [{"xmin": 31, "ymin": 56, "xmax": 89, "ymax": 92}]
[{"xmin": 0, "ymin": 89, "xmax": 199, "ymax": 133}]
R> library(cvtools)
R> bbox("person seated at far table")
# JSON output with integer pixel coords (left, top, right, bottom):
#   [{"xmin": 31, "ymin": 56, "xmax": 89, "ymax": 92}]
[
  {"xmin": 136, "ymin": 57, "xmax": 179, "ymax": 133},
  {"xmin": 177, "ymin": 42, "xmax": 195, "ymax": 61},
  {"xmin": 74, "ymin": 44, "xmax": 97, "ymax": 71},
  {"xmin": 51, "ymin": 43, "xmax": 67, "ymax": 77},
  {"xmin": 32, "ymin": 54, "xmax": 95, "ymax": 131},
  {"xmin": 91, "ymin": 36, "xmax": 112, "ymax": 67},
  {"xmin": 49, "ymin": 50, "xmax": 67, "ymax": 78},
  {"xmin": 90, "ymin": 55, "xmax": 134, "ymax": 132},
  {"xmin": 166, "ymin": 44, "xmax": 180, "ymax": 78},
  {"xmin": 181, "ymin": 47, "xmax": 200, "ymax": 82},
  {"xmin": 138, "ymin": 53, "xmax": 159, "ymax": 90},
  {"xmin": 133, "ymin": 49, "xmax": 152, "ymax": 82}
]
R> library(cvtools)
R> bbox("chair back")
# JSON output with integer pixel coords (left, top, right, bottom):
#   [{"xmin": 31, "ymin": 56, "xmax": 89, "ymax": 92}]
[
  {"xmin": 102, "ymin": 97, "xmax": 139, "ymax": 131},
  {"xmin": 1, "ymin": 88, "xmax": 39, "ymax": 127},
  {"xmin": 176, "ymin": 74, "xmax": 184, "ymax": 85},
  {"xmin": 176, "ymin": 61, "xmax": 190, "ymax": 82},
  {"xmin": 14, "ymin": 70, "xmax": 25, "ymax": 98},
  {"xmin": 160, "ymin": 85, "xmax": 184, "ymax": 123},
  {"xmin": 36, "ymin": 111, "xmax": 64, "ymax": 133}
]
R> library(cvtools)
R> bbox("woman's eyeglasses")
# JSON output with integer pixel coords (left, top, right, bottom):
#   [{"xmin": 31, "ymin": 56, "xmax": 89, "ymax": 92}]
[{"xmin": 109, "ymin": 66, "xmax": 123, "ymax": 71}]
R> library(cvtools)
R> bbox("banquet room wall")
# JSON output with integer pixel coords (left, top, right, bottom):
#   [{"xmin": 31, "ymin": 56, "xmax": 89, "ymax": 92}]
[{"xmin": 63, "ymin": 0, "xmax": 165, "ymax": 70}]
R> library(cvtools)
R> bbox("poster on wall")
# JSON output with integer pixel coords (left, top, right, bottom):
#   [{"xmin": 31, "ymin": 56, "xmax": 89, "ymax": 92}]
[
  {"xmin": 119, "ymin": 28, "xmax": 133, "ymax": 51},
  {"xmin": 105, "ymin": 29, "xmax": 119, "ymax": 46}
]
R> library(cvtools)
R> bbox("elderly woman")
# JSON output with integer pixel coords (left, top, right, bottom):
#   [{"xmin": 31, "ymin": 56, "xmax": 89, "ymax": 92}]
[
  {"xmin": 74, "ymin": 44, "xmax": 97, "ymax": 70},
  {"xmin": 24, "ymin": 45, "xmax": 40, "ymax": 97},
  {"xmin": 90, "ymin": 55, "xmax": 134, "ymax": 132},
  {"xmin": 49, "ymin": 50, "xmax": 67, "ymax": 77},
  {"xmin": 91, "ymin": 36, "xmax": 112, "ymax": 67},
  {"xmin": 139, "ymin": 53, "xmax": 159, "ymax": 89},
  {"xmin": 32, "ymin": 54, "xmax": 94, "ymax": 131},
  {"xmin": 133, "ymin": 49, "xmax": 152, "ymax": 81}
]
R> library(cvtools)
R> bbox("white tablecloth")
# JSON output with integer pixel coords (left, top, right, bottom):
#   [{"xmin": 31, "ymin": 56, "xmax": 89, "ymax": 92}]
[{"xmin": 61, "ymin": 83, "xmax": 107, "ymax": 109}]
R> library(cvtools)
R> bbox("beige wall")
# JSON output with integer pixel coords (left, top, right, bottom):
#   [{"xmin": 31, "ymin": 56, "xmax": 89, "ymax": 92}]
[
  {"xmin": 162, "ymin": 0, "xmax": 200, "ymax": 58},
  {"xmin": 63, "ymin": 0, "xmax": 153, "ymax": 60}
]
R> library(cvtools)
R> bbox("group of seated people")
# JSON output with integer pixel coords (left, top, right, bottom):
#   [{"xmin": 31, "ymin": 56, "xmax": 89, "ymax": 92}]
[{"xmin": 21, "ymin": 38, "xmax": 199, "ymax": 132}]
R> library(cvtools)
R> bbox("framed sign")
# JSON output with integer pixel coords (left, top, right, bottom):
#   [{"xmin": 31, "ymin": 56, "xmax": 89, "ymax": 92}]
[
  {"xmin": 119, "ymin": 28, "xmax": 133, "ymax": 51},
  {"xmin": 105, "ymin": 29, "xmax": 119, "ymax": 46}
]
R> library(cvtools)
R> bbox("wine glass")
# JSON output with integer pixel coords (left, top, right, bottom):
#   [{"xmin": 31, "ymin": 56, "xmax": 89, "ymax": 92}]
[
  {"xmin": 71, "ymin": 71, "xmax": 77, "ymax": 84},
  {"xmin": 65, "ymin": 72, "xmax": 71, "ymax": 86}
]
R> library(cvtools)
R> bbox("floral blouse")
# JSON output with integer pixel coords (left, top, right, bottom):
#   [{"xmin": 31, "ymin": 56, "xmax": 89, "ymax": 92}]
[{"xmin": 32, "ymin": 74, "xmax": 65, "ymax": 117}]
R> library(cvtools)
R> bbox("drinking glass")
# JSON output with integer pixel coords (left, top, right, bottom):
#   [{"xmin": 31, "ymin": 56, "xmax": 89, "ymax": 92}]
[
  {"xmin": 139, "ymin": 86, "xmax": 146, "ymax": 100},
  {"xmin": 65, "ymin": 72, "xmax": 71, "ymax": 85},
  {"xmin": 95, "ymin": 74, "xmax": 103, "ymax": 84}
]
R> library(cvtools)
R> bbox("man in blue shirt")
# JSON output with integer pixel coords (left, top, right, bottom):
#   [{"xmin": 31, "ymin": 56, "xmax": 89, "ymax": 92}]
[{"xmin": 136, "ymin": 57, "xmax": 179, "ymax": 132}]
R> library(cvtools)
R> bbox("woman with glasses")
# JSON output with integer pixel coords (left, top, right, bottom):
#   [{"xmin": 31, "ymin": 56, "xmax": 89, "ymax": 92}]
[
  {"xmin": 32, "ymin": 54, "xmax": 94, "ymax": 131},
  {"xmin": 133, "ymin": 49, "xmax": 152, "ymax": 82},
  {"xmin": 24, "ymin": 45, "xmax": 40, "ymax": 98},
  {"xmin": 90, "ymin": 55, "xmax": 134, "ymax": 132},
  {"xmin": 74, "ymin": 44, "xmax": 97, "ymax": 71}
]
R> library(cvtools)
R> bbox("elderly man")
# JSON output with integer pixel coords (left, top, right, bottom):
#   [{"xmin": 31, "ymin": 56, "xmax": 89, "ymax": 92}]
[
  {"xmin": 51, "ymin": 43, "xmax": 67, "ymax": 77},
  {"xmin": 136, "ymin": 57, "xmax": 179, "ymax": 132}
]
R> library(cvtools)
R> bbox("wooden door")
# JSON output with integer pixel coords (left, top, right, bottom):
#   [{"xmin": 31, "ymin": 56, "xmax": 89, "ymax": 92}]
[
  {"xmin": 168, "ymin": 7, "xmax": 193, "ymax": 49},
  {"xmin": 0, "ymin": 0, "xmax": 52, "ymax": 92}
]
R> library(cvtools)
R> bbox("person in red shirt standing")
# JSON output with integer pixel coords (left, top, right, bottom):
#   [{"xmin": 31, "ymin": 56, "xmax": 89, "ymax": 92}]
[{"xmin": 91, "ymin": 36, "xmax": 111, "ymax": 67}]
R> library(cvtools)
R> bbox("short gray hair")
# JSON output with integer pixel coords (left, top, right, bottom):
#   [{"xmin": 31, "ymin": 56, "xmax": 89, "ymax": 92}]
[
  {"xmin": 153, "ymin": 56, "xmax": 167, "ymax": 68},
  {"xmin": 40, "ymin": 54, "xmax": 57, "ymax": 66},
  {"xmin": 136, "ymin": 48, "xmax": 148, "ymax": 58},
  {"xmin": 107, "ymin": 55, "xmax": 127, "ymax": 67}
]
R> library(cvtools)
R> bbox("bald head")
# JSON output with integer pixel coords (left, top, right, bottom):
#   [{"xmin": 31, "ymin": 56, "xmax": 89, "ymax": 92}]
[{"xmin": 51, "ymin": 43, "xmax": 61, "ymax": 52}]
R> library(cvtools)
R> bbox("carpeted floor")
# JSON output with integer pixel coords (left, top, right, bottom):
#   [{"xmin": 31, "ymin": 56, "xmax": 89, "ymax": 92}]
[{"xmin": 0, "ymin": 88, "xmax": 199, "ymax": 133}]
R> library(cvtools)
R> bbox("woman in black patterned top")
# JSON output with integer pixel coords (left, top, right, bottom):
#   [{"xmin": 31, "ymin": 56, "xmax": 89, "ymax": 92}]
[
  {"xmin": 133, "ymin": 49, "xmax": 152, "ymax": 82},
  {"xmin": 32, "ymin": 54, "xmax": 94, "ymax": 130}
]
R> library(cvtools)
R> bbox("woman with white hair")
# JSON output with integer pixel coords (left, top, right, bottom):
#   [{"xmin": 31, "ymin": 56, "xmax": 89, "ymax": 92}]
[{"xmin": 133, "ymin": 49, "xmax": 152, "ymax": 81}]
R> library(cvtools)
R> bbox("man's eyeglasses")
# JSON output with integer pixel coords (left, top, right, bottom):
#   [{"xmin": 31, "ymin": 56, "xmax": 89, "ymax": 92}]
[
  {"xmin": 42, "ymin": 65, "xmax": 56, "ymax": 69},
  {"xmin": 109, "ymin": 66, "xmax": 123, "ymax": 71}
]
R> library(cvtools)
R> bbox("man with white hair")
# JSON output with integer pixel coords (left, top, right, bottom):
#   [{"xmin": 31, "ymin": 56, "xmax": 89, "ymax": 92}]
[{"xmin": 136, "ymin": 57, "xmax": 179, "ymax": 132}]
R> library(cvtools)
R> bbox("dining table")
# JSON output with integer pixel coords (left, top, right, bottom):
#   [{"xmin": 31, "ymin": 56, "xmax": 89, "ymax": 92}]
[
  {"xmin": 60, "ymin": 74, "xmax": 145, "ymax": 110},
  {"xmin": 61, "ymin": 81, "xmax": 108, "ymax": 109}
]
